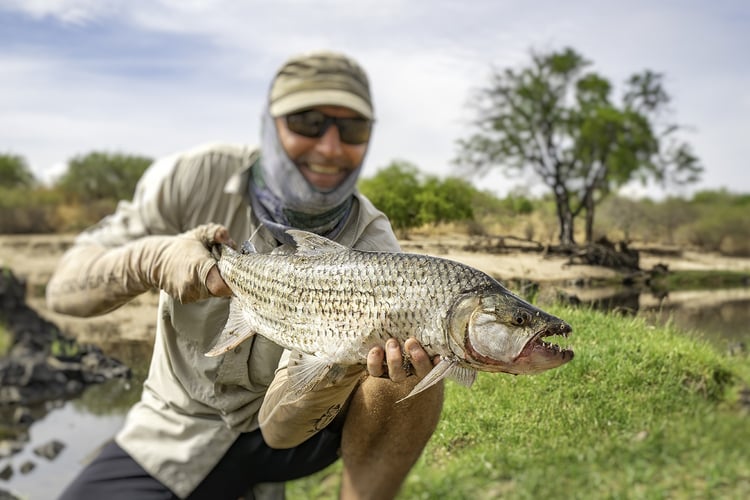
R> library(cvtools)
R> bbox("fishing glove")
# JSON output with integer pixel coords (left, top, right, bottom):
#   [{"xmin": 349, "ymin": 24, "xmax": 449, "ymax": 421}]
[{"xmin": 47, "ymin": 223, "xmax": 229, "ymax": 317}]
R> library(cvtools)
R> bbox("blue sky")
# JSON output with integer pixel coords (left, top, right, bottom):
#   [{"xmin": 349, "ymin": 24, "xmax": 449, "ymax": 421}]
[{"xmin": 1, "ymin": 0, "xmax": 748, "ymax": 198}]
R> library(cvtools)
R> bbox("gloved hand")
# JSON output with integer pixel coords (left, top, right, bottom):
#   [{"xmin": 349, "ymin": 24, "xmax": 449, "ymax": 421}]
[
  {"xmin": 133, "ymin": 223, "xmax": 234, "ymax": 303},
  {"xmin": 47, "ymin": 223, "xmax": 235, "ymax": 317}
]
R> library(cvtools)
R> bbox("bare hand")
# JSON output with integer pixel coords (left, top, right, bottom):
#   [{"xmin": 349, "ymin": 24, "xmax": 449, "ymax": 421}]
[
  {"xmin": 205, "ymin": 225, "xmax": 235, "ymax": 298},
  {"xmin": 366, "ymin": 338, "xmax": 439, "ymax": 382},
  {"xmin": 206, "ymin": 266, "xmax": 232, "ymax": 297}
]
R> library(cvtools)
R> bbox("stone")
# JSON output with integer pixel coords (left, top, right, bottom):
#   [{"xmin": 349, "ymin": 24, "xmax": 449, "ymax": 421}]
[
  {"xmin": 33, "ymin": 439, "xmax": 65, "ymax": 461},
  {"xmin": 0, "ymin": 464, "xmax": 12, "ymax": 481},
  {"xmin": 19, "ymin": 461, "xmax": 35, "ymax": 474}
]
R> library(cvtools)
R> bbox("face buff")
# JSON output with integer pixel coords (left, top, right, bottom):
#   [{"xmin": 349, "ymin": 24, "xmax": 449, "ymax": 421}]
[{"xmin": 249, "ymin": 109, "xmax": 365, "ymax": 245}]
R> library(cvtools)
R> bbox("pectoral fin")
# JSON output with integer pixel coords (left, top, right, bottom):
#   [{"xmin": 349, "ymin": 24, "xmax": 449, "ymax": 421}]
[
  {"xmin": 286, "ymin": 350, "xmax": 348, "ymax": 395},
  {"xmin": 397, "ymin": 358, "xmax": 477, "ymax": 403},
  {"xmin": 205, "ymin": 298, "xmax": 256, "ymax": 357}
]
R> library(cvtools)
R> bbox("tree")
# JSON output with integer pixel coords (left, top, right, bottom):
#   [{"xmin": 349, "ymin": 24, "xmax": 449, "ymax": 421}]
[
  {"xmin": 358, "ymin": 161, "xmax": 421, "ymax": 231},
  {"xmin": 456, "ymin": 47, "xmax": 702, "ymax": 245},
  {"xmin": 0, "ymin": 153, "xmax": 36, "ymax": 188},
  {"xmin": 416, "ymin": 177, "xmax": 474, "ymax": 226},
  {"xmin": 358, "ymin": 161, "xmax": 475, "ymax": 233},
  {"xmin": 56, "ymin": 151, "xmax": 152, "ymax": 202}
]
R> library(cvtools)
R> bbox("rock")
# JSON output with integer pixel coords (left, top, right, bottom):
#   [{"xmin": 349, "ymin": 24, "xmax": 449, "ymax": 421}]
[
  {"xmin": 0, "ymin": 440, "xmax": 23, "ymax": 460},
  {"xmin": 19, "ymin": 461, "xmax": 35, "ymax": 474},
  {"xmin": 0, "ymin": 489, "xmax": 20, "ymax": 500},
  {"xmin": 0, "ymin": 387, "xmax": 21, "ymax": 405},
  {"xmin": 12, "ymin": 407, "xmax": 34, "ymax": 426},
  {"xmin": 1, "ymin": 268, "xmax": 131, "ymax": 407},
  {"xmin": 0, "ymin": 271, "xmax": 121, "ymax": 474},
  {"xmin": 33, "ymin": 439, "xmax": 65, "ymax": 461},
  {"xmin": 0, "ymin": 464, "xmax": 12, "ymax": 481}
]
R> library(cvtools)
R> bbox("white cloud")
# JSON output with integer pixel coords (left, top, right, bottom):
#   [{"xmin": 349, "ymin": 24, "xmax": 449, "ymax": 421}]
[
  {"xmin": 0, "ymin": 0, "xmax": 116, "ymax": 24},
  {"xmin": 1, "ymin": 0, "xmax": 748, "ymax": 197}
]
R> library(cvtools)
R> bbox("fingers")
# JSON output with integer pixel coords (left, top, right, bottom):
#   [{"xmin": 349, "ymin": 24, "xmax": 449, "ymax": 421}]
[
  {"xmin": 404, "ymin": 338, "xmax": 436, "ymax": 379},
  {"xmin": 213, "ymin": 225, "xmax": 237, "ymax": 249},
  {"xmin": 386, "ymin": 339, "xmax": 409, "ymax": 382},
  {"xmin": 366, "ymin": 346, "xmax": 386, "ymax": 377},
  {"xmin": 206, "ymin": 265, "xmax": 232, "ymax": 297},
  {"xmin": 367, "ymin": 338, "xmax": 436, "ymax": 382},
  {"xmin": 187, "ymin": 223, "xmax": 237, "ymax": 250}
]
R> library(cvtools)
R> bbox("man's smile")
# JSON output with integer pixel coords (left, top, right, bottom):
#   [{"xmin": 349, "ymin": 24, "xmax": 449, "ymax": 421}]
[{"xmin": 307, "ymin": 163, "xmax": 348, "ymax": 175}]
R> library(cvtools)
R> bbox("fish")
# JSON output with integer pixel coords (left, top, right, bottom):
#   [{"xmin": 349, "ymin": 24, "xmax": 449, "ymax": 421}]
[{"xmin": 206, "ymin": 229, "xmax": 573, "ymax": 401}]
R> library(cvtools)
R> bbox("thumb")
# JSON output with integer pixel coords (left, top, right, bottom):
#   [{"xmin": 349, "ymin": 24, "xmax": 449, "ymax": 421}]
[{"xmin": 206, "ymin": 265, "xmax": 232, "ymax": 297}]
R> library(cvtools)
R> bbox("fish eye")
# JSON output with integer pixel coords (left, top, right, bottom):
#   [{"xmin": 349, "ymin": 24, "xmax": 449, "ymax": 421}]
[{"xmin": 513, "ymin": 310, "xmax": 531, "ymax": 326}]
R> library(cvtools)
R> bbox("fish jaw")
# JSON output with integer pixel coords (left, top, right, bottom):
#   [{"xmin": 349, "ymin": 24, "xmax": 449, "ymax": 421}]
[{"xmin": 454, "ymin": 292, "xmax": 574, "ymax": 375}]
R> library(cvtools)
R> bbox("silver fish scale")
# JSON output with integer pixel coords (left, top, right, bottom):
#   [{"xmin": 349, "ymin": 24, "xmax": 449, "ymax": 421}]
[{"xmin": 218, "ymin": 248, "xmax": 493, "ymax": 363}]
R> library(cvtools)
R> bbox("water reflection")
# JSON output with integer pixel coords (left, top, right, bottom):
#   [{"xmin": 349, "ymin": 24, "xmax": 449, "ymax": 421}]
[
  {"xmin": 560, "ymin": 285, "xmax": 750, "ymax": 349},
  {"xmin": 1, "ymin": 383, "xmax": 129, "ymax": 499},
  {"xmin": 72, "ymin": 339, "xmax": 151, "ymax": 415},
  {"xmin": 640, "ymin": 288, "xmax": 750, "ymax": 348},
  {"xmin": 0, "ymin": 340, "xmax": 151, "ymax": 499}
]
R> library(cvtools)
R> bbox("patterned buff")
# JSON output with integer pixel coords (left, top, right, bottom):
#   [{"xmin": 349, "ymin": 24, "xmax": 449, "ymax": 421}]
[{"xmin": 249, "ymin": 109, "xmax": 364, "ymax": 246}]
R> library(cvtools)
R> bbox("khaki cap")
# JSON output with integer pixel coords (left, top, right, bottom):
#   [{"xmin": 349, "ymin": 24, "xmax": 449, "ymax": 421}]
[{"xmin": 269, "ymin": 50, "xmax": 373, "ymax": 119}]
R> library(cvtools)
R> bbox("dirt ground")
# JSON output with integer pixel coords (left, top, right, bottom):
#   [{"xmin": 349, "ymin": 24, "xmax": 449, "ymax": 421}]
[{"xmin": 2, "ymin": 232, "xmax": 749, "ymax": 345}]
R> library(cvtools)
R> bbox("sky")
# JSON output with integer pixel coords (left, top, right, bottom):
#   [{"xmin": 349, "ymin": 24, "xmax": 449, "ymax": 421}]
[{"xmin": 1, "ymin": 0, "xmax": 748, "ymax": 199}]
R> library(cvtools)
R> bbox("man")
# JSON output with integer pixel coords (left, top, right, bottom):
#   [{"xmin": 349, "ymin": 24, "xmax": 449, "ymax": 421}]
[{"xmin": 47, "ymin": 51, "xmax": 444, "ymax": 499}]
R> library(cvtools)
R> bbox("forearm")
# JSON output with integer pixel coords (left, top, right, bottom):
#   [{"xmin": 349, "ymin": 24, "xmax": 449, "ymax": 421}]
[
  {"xmin": 46, "ymin": 243, "xmax": 147, "ymax": 317},
  {"xmin": 46, "ymin": 225, "xmax": 225, "ymax": 317}
]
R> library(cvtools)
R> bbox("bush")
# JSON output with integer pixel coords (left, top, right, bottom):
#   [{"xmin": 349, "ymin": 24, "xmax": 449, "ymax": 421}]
[{"xmin": 0, "ymin": 187, "xmax": 63, "ymax": 233}]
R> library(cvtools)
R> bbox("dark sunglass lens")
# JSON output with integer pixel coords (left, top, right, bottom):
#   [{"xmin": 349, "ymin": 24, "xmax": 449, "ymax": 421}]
[
  {"xmin": 285, "ymin": 110, "xmax": 371, "ymax": 144},
  {"xmin": 338, "ymin": 119, "xmax": 372, "ymax": 144},
  {"xmin": 286, "ymin": 110, "xmax": 327, "ymax": 138}
]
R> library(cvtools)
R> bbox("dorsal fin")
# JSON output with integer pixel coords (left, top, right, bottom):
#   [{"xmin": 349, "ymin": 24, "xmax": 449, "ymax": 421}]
[
  {"xmin": 286, "ymin": 229, "xmax": 348, "ymax": 256},
  {"xmin": 240, "ymin": 240, "xmax": 257, "ymax": 255}
]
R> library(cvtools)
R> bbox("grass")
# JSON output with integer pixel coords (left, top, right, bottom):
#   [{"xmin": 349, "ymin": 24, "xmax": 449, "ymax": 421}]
[{"xmin": 287, "ymin": 306, "xmax": 750, "ymax": 499}]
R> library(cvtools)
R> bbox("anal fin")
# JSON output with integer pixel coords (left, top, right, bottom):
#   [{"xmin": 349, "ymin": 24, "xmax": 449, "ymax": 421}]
[
  {"xmin": 396, "ymin": 358, "xmax": 476, "ymax": 403},
  {"xmin": 286, "ymin": 350, "xmax": 347, "ymax": 394}
]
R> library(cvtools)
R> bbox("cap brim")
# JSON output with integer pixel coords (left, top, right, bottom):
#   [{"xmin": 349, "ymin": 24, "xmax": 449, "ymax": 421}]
[{"xmin": 269, "ymin": 89, "xmax": 373, "ymax": 119}]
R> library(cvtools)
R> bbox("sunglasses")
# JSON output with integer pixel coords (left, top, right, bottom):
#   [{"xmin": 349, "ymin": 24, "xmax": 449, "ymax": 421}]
[{"xmin": 284, "ymin": 109, "xmax": 373, "ymax": 145}]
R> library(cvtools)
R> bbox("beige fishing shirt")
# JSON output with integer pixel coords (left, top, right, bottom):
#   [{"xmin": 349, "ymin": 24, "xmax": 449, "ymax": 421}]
[{"xmin": 65, "ymin": 143, "xmax": 400, "ymax": 498}]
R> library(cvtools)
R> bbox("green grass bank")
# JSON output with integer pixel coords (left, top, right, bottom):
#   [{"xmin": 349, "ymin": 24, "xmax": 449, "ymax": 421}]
[{"xmin": 288, "ymin": 306, "xmax": 750, "ymax": 499}]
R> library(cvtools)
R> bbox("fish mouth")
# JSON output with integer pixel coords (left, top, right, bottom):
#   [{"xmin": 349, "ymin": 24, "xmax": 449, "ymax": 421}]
[
  {"xmin": 462, "ymin": 319, "xmax": 574, "ymax": 374},
  {"xmin": 516, "ymin": 322, "xmax": 574, "ymax": 362}
]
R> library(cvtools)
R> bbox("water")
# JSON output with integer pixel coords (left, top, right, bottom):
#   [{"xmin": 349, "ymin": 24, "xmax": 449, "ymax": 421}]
[
  {"xmin": 1, "ymin": 340, "xmax": 147, "ymax": 499},
  {"xmin": 1, "ymin": 287, "xmax": 748, "ymax": 499},
  {"xmin": 564, "ymin": 285, "xmax": 750, "ymax": 350},
  {"xmin": 1, "ymin": 395, "xmax": 126, "ymax": 499}
]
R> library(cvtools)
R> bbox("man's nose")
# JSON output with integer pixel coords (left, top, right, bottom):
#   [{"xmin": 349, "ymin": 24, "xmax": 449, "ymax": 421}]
[{"xmin": 314, "ymin": 123, "xmax": 344, "ymax": 157}]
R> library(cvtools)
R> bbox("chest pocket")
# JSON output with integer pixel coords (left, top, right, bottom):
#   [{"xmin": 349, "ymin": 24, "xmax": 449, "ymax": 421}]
[{"xmin": 204, "ymin": 326, "xmax": 283, "ymax": 405}]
